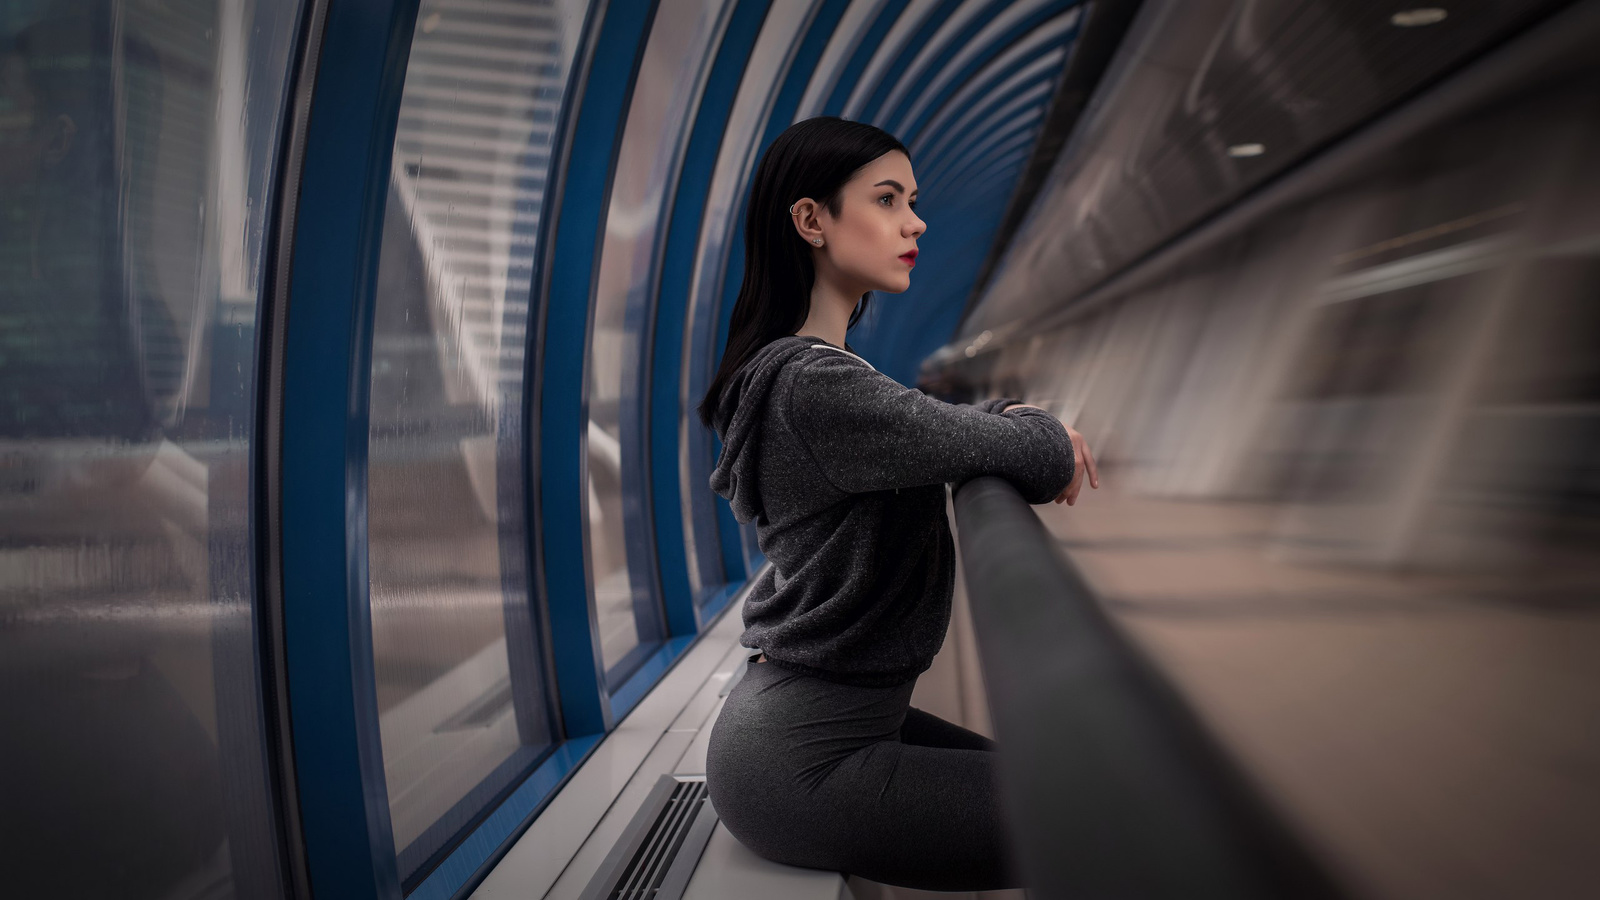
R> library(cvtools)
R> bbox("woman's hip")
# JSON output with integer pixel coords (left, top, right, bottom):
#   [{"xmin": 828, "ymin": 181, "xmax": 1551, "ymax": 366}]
[
  {"xmin": 710, "ymin": 657, "xmax": 914, "ymax": 755},
  {"xmin": 706, "ymin": 658, "xmax": 911, "ymax": 802}
]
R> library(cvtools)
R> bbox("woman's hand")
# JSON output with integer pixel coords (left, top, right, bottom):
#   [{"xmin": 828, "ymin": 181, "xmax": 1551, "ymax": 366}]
[
  {"xmin": 1002, "ymin": 404, "xmax": 1100, "ymax": 505},
  {"xmin": 1056, "ymin": 424, "xmax": 1099, "ymax": 505}
]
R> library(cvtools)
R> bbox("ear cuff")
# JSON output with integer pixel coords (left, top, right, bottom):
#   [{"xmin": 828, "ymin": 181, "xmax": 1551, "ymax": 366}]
[{"xmin": 792, "ymin": 204, "xmax": 821, "ymax": 244}]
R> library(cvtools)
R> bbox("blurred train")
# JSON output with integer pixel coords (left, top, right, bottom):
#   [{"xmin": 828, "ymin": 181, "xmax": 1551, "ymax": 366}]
[{"xmin": 1, "ymin": 0, "xmax": 1595, "ymax": 899}]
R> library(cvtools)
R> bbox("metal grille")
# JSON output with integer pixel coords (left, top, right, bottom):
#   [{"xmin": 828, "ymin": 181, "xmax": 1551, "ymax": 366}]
[{"xmin": 582, "ymin": 775, "xmax": 719, "ymax": 900}]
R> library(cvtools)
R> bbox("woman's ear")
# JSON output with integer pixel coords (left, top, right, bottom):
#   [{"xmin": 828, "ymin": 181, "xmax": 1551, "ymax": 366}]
[{"xmin": 789, "ymin": 197, "xmax": 825, "ymax": 248}]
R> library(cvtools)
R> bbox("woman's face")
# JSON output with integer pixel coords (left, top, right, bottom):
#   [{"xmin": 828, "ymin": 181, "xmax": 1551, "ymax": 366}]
[{"xmin": 814, "ymin": 150, "xmax": 925, "ymax": 294}]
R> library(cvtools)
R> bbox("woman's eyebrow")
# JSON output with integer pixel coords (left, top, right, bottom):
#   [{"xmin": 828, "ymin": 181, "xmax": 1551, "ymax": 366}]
[{"xmin": 873, "ymin": 179, "xmax": 918, "ymax": 198}]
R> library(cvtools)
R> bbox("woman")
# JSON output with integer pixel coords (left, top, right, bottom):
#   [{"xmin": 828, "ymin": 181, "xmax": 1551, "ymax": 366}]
[{"xmin": 701, "ymin": 116, "xmax": 1097, "ymax": 891}]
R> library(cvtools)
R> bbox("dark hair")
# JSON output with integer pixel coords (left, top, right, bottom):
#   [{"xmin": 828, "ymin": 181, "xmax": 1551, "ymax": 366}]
[{"xmin": 697, "ymin": 117, "xmax": 908, "ymax": 428}]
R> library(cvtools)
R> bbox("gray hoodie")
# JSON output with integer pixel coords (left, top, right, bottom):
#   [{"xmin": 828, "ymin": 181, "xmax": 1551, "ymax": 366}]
[{"xmin": 709, "ymin": 334, "xmax": 1075, "ymax": 687}]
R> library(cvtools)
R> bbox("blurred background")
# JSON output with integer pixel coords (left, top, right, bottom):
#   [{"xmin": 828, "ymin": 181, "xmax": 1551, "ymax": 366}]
[{"xmin": 921, "ymin": 6, "xmax": 1600, "ymax": 895}]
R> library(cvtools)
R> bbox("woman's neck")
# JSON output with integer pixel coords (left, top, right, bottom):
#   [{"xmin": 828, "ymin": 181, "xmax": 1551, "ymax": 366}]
[{"xmin": 796, "ymin": 273, "xmax": 861, "ymax": 348}]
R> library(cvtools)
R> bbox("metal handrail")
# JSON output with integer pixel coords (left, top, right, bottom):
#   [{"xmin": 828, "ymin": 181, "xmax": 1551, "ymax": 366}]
[{"xmin": 952, "ymin": 476, "xmax": 1345, "ymax": 899}]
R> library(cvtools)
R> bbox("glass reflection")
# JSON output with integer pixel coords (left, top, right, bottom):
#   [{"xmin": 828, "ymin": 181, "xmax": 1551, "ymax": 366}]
[
  {"xmin": 588, "ymin": 0, "xmax": 728, "ymax": 679},
  {"xmin": 366, "ymin": 0, "xmax": 585, "ymax": 877},
  {"xmin": 0, "ymin": 1, "xmax": 298, "ymax": 897}
]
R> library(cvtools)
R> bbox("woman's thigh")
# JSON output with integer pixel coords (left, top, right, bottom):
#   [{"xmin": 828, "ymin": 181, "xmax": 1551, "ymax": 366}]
[
  {"xmin": 899, "ymin": 706, "xmax": 997, "ymax": 751},
  {"xmin": 801, "ymin": 738, "xmax": 1020, "ymax": 892},
  {"xmin": 708, "ymin": 666, "xmax": 1019, "ymax": 891}
]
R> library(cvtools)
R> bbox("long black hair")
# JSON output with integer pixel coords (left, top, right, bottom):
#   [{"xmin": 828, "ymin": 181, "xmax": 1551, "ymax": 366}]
[{"xmin": 697, "ymin": 117, "xmax": 908, "ymax": 429}]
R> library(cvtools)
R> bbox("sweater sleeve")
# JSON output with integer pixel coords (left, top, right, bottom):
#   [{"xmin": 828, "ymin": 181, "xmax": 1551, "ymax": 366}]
[
  {"xmin": 786, "ymin": 351, "xmax": 1074, "ymax": 503},
  {"xmin": 962, "ymin": 396, "xmax": 1024, "ymax": 415}
]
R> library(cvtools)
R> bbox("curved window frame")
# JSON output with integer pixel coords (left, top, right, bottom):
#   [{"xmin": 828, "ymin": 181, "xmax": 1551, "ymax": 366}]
[
  {"xmin": 582, "ymin": 0, "xmax": 738, "ymax": 691},
  {"xmin": 681, "ymin": 0, "xmax": 829, "ymax": 601}
]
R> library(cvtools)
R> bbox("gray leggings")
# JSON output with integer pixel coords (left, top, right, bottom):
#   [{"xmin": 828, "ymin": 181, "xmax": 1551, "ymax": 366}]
[{"xmin": 706, "ymin": 654, "xmax": 1021, "ymax": 892}]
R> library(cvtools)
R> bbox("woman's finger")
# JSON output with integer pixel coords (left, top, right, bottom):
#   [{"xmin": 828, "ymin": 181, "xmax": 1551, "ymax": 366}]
[{"xmin": 1081, "ymin": 438, "xmax": 1100, "ymax": 489}]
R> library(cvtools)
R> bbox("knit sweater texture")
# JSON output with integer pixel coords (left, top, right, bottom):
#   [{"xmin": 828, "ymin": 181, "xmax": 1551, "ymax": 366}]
[{"xmin": 709, "ymin": 334, "xmax": 1074, "ymax": 687}]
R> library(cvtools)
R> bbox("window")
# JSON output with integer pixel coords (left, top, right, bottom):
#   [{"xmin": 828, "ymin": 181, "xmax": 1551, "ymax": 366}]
[
  {"xmin": 364, "ymin": 0, "xmax": 589, "ymax": 880},
  {"xmin": 0, "ymin": 1, "xmax": 302, "ymax": 895}
]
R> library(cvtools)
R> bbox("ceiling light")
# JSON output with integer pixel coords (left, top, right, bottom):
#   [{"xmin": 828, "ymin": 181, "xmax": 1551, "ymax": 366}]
[
  {"xmin": 421, "ymin": 12, "xmax": 442, "ymax": 33},
  {"xmin": 1227, "ymin": 143, "xmax": 1265, "ymax": 158},
  {"xmin": 1391, "ymin": 8, "xmax": 1447, "ymax": 27}
]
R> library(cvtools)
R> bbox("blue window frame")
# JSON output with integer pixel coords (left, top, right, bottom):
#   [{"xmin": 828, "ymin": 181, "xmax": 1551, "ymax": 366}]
[
  {"xmin": 277, "ymin": 0, "xmax": 421, "ymax": 895},
  {"xmin": 588, "ymin": 0, "xmax": 745, "ymax": 672},
  {"xmin": 651, "ymin": 0, "xmax": 775, "ymax": 633},
  {"xmin": 362, "ymin": 0, "xmax": 601, "ymax": 886},
  {"xmin": 536, "ymin": 0, "xmax": 663, "ymax": 739},
  {"xmin": 276, "ymin": 1, "xmax": 608, "ymax": 897},
  {"xmin": 680, "ymin": 0, "xmax": 831, "ymax": 603}
]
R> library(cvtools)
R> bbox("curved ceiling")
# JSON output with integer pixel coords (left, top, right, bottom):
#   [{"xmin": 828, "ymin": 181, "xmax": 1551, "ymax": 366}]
[{"xmin": 951, "ymin": 0, "xmax": 1571, "ymax": 363}]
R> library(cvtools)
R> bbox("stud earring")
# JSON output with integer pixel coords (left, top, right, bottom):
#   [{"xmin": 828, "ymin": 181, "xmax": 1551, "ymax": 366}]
[{"xmin": 812, "ymin": 238, "xmax": 822, "ymax": 245}]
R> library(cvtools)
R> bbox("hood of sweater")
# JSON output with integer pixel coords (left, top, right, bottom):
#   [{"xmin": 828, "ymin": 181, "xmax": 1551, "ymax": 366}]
[
  {"xmin": 702, "ymin": 332, "xmax": 1073, "ymax": 687},
  {"xmin": 709, "ymin": 334, "xmax": 831, "ymax": 523}
]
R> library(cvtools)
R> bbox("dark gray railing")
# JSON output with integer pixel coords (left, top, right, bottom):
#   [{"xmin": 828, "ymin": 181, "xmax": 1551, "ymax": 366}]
[{"xmin": 953, "ymin": 476, "xmax": 1345, "ymax": 900}]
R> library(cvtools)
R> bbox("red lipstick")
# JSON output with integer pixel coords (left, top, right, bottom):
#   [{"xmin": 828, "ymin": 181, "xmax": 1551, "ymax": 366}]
[{"xmin": 899, "ymin": 249, "xmax": 918, "ymax": 266}]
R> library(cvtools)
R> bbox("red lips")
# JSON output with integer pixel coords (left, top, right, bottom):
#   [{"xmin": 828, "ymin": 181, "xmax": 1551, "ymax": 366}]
[{"xmin": 899, "ymin": 249, "xmax": 919, "ymax": 266}]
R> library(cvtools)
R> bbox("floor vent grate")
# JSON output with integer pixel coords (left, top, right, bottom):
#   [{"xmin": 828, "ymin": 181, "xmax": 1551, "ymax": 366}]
[{"xmin": 581, "ymin": 775, "xmax": 719, "ymax": 900}]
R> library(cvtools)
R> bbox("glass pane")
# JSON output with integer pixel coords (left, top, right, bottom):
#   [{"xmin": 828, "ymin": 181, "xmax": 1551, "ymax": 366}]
[
  {"xmin": 680, "ymin": 0, "xmax": 820, "ymax": 601},
  {"xmin": 366, "ymin": 0, "xmax": 588, "ymax": 877},
  {"xmin": 0, "ymin": 1, "xmax": 300, "ymax": 897},
  {"xmin": 588, "ymin": 0, "xmax": 729, "ymax": 679}
]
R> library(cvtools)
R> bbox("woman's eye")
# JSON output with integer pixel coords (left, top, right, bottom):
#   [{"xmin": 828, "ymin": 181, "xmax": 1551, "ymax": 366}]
[{"xmin": 879, "ymin": 194, "xmax": 894, "ymax": 206}]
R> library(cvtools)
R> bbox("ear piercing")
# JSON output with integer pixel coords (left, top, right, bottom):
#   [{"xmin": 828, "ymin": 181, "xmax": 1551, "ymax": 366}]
[{"xmin": 791, "ymin": 204, "xmax": 821, "ymax": 244}]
